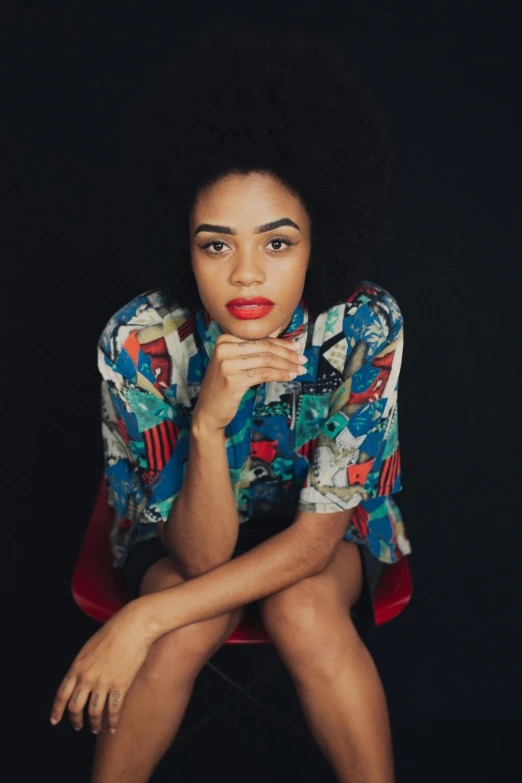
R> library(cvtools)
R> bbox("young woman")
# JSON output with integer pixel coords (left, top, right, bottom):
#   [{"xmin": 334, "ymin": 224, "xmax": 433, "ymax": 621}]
[{"xmin": 50, "ymin": 22, "xmax": 411, "ymax": 783}]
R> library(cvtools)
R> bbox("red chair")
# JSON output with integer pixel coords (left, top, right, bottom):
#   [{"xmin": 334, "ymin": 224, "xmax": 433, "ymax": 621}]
[{"xmin": 72, "ymin": 473, "xmax": 413, "ymax": 742}]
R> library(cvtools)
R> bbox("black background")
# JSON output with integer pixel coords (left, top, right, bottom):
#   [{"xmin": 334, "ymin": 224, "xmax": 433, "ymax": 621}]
[{"xmin": 6, "ymin": 1, "xmax": 520, "ymax": 780}]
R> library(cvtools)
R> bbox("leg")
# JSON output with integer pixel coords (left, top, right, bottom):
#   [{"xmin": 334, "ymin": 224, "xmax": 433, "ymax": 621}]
[
  {"xmin": 258, "ymin": 541, "xmax": 394, "ymax": 783},
  {"xmin": 91, "ymin": 555, "xmax": 246, "ymax": 783}
]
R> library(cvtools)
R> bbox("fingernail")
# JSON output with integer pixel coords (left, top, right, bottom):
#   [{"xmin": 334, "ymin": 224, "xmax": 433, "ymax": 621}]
[
  {"xmin": 74, "ymin": 726, "xmax": 81, "ymax": 731},
  {"xmin": 110, "ymin": 728, "xmax": 117, "ymax": 735},
  {"xmin": 50, "ymin": 718, "xmax": 57, "ymax": 725}
]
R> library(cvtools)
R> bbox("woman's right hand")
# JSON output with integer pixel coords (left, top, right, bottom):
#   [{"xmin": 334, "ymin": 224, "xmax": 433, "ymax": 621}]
[{"xmin": 192, "ymin": 334, "xmax": 307, "ymax": 432}]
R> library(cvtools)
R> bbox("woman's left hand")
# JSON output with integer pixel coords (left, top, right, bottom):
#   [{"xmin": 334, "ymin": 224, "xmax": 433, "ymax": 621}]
[{"xmin": 50, "ymin": 602, "xmax": 158, "ymax": 734}]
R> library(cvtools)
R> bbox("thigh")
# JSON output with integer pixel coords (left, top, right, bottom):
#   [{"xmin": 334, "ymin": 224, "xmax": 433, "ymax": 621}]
[
  {"xmin": 256, "ymin": 540, "xmax": 364, "ymax": 676},
  {"xmin": 257, "ymin": 539, "xmax": 364, "ymax": 651},
  {"xmin": 258, "ymin": 538, "xmax": 363, "ymax": 620},
  {"xmin": 138, "ymin": 550, "xmax": 247, "ymax": 663}
]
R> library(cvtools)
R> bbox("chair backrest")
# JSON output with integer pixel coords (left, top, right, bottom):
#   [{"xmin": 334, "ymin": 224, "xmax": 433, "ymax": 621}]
[
  {"xmin": 373, "ymin": 554, "xmax": 412, "ymax": 626},
  {"xmin": 71, "ymin": 473, "xmax": 412, "ymax": 641},
  {"xmin": 71, "ymin": 474, "xmax": 129, "ymax": 624}
]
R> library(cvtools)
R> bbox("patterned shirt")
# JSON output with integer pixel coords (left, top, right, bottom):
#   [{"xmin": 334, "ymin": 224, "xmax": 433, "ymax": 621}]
[{"xmin": 98, "ymin": 279, "xmax": 411, "ymax": 569}]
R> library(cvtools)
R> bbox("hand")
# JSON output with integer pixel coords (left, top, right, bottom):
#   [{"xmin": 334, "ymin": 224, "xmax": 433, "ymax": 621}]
[
  {"xmin": 192, "ymin": 332, "xmax": 306, "ymax": 432},
  {"xmin": 50, "ymin": 602, "xmax": 157, "ymax": 735}
]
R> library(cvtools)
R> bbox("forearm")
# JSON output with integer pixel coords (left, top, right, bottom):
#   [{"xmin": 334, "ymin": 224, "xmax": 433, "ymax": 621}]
[
  {"xmin": 163, "ymin": 419, "xmax": 239, "ymax": 575},
  {"xmin": 137, "ymin": 519, "xmax": 332, "ymax": 639}
]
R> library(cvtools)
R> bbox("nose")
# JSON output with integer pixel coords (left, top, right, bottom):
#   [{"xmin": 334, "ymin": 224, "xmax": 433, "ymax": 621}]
[{"xmin": 229, "ymin": 248, "xmax": 266, "ymax": 286}]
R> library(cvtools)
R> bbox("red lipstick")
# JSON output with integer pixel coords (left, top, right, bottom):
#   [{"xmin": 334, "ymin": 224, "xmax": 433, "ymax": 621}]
[{"xmin": 226, "ymin": 296, "xmax": 275, "ymax": 320}]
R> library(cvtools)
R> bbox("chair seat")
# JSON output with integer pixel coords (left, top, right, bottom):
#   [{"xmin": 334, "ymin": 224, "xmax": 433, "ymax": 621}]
[{"xmin": 71, "ymin": 474, "xmax": 412, "ymax": 640}]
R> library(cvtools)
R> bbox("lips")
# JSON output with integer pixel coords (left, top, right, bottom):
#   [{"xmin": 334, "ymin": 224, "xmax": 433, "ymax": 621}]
[
  {"xmin": 226, "ymin": 298, "xmax": 275, "ymax": 320},
  {"xmin": 226, "ymin": 297, "xmax": 274, "ymax": 306}
]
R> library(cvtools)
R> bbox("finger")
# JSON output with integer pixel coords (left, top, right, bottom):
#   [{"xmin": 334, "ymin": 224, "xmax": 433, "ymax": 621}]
[
  {"xmin": 225, "ymin": 350, "xmax": 308, "ymax": 380},
  {"xmin": 269, "ymin": 336, "xmax": 303, "ymax": 353},
  {"xmin": 262, "ymin": 339, "xmax": 305, "ymax": 365},
  {"xmin": 216, "ymin": 337, "xmax": 307, "ymax": 378},
  {"xmin": 216, "ymin": 336, "xmax": 305, "ymax": 373},
  {"xmin": 243, "ymin": 364, "xmax": 306, "ymax": 384},
  {"xmin": 67, "ymin": 679, "xmax": 93, "ymax": 731},
  {"xmin": 107, "ymin": 687, "xmax": 126, "ymax": 733},
  {"xmin": 218, "ymin": 332, "xmax": 302, "ymax": 351},
  {"xmin": 88, "ymin": 687, "xmax": 108, "ymax": 735},
  {"xmin": 245, "ymin": 337, "xmax": 305, "ymax": 363},
  {"xmin": 50, "ymin": 672, "xmax": 78, "ymax": 726}
]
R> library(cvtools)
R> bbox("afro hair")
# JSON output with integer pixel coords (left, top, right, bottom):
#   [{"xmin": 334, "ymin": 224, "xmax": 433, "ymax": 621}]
[{"xmin": 119, "ymin": 21, "xmax": 394, "ymax": 319}]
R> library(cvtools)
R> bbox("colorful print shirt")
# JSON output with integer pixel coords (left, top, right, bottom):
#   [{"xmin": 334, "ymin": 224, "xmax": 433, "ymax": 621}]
[{"xmin": 98, "ymin": 279, "xmax": 411, "ymax": 569}]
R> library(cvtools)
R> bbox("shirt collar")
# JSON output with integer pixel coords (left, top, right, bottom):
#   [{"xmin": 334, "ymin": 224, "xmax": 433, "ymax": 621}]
[{"xmin": 195, "ymin": 296, "xmax": 309, "ymax": 362}]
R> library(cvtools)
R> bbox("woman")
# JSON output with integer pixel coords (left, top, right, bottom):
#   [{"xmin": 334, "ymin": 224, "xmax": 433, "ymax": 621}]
[{"xmin": 50, "ymin": 22, "xmax": 411, "ymax": 783}]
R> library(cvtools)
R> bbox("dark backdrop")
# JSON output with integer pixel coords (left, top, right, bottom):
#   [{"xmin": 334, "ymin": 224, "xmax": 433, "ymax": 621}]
[{"xmin": 6, "ymin": 1, "xmax": 519, "ymax": 781}]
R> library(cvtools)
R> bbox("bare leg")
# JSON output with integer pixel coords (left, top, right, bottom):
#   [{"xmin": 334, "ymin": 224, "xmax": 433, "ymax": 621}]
[
  {"xmin": 91, "ymin": 555, "xmax": 246, "ymax": 783},
  {"xmin": 259, "ymin": 541, "xmax": 395, "ymax": 783},
  {"xmin": 290, "ymin": 623, "xmax": 394, "ymax": 783}
]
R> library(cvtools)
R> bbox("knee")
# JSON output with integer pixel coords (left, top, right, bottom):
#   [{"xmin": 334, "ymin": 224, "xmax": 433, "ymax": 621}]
[
  {"xmin": 260, "ymin": 586, "xmax": 325, "ymax": 658},
  {"xmin": 142, "ymin": 609, "xmax": 241, "ymax": 684},
  {"xmin": 259, "ymin": 583, "xmax": 351, "ymax": 681}
]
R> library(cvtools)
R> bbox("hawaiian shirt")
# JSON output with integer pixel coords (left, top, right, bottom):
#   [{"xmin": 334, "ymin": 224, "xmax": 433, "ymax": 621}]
[{"xmin": 98, "ymin": 279, "xmax": 411, "ymax": 569}]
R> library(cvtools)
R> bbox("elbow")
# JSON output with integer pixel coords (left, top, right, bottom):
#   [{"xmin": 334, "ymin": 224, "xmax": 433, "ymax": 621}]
[
  {"xmin": 315, "ymin": 546, "xmax": 338, "ymax": 574},
  {"xmin": 306, "ymin": 535, "xmax": 359, "ymax": 576},
  {"xmin": 160, "ymin": 520, "xmax": 237, "ymax": 579},
  {"xmin": 305, "ymin": 538, "xmax": 337, "ymax": 575},
  {"xmin": 322, "ymin": 538, "xmax": 344, "ymax": 570},
  {"xmin": 177, "ymin": 552, "xmax": 234, "ymax": 580},
  {"xmin": 306, "ymin": 539, "xmax": 344, "ymax": 576},
  {"xmin": 294, "ymin": 509, "xmax": 354, "ymax": 575},
  {"xmin": 295, "ymin": 506, "xmax": 357, "ymax": 574}
]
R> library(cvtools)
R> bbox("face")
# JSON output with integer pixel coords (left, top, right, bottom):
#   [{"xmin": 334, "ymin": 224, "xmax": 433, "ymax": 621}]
[{"xmin": 189, "ymin": 171, "xmax": 311, "ymax": 339}]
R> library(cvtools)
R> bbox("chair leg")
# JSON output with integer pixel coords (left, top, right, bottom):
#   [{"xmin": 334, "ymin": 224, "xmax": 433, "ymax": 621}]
[
  {"xmin": 172, "ymin": 659, "xmax": 271, "ymax": 746},
  {"xmin": 204, "ymin": 660, "xmax": 317, "ymax": 747},
  {"xmin": 172, "ymin": 694, "xmax": 240, "ymax": 746},
  {"xmin": 173, "ymin": 657, "xmax": 317, "ymax": 748}
]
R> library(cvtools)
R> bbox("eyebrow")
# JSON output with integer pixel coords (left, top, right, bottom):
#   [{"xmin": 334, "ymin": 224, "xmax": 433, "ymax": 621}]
[{"xmin": 194, "ymin": 217, "xmax": 301, "ymax": 236}]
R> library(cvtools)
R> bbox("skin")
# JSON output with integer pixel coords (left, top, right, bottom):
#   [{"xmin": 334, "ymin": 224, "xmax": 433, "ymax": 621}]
[
  {"xmin": 189, "ymin": 170, "xmax": 311, "ymax": 342},
  {"xmin": 51, "ymin": 172, "xmax": 395, "ymax": 783}
]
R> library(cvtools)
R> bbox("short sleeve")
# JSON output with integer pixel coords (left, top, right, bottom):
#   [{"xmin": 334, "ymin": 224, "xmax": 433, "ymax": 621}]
[
  {"xmin": 98, "ymin": 334, "xmax": 190, "ymax": 567},
  {"xmin": 297, "ymin": 297, "xmax": 404, "ymax": 514}
]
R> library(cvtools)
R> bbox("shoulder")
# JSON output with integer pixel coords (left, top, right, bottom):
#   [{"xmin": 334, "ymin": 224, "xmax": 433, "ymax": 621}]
[
  {"xmin": 347, "ymin": 280, "xmax": 403, "ymax": 338},
  {"xmin": 357, "ymin": 280, "xmax": 403, "ymax": 343},
  {"xmin": 312, "ymin": 280, "xmax": 403, "ymax": 373},
  {"xmin": 340, "ymin": 279, "xmax": 403, "ymax": 354},
  {"xmin": 98, "ymin": 288, "xmax": 190, "ymax": 368}
]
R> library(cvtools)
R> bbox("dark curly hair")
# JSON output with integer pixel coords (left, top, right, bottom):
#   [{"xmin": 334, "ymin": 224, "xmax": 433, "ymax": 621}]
[{"xmin": 119, "ymin": 21, "xmax": 394, "ymax": 319}]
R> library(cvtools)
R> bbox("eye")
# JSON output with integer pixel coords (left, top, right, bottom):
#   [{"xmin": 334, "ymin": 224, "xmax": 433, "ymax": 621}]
[
  {"xmin": 197, "ymin": 238, "xmax": 295, "ymax": 255},
  {"xmin": 198, "ymin": 240, "xmax": 229, "ymax": 254},
  {"xmin": 268, "ymin": 238, "xmax": 294, "ymax": 252}
]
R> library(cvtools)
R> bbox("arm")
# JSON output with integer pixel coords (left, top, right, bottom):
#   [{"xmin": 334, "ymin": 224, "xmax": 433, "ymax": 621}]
[
  {"xmin": 136, "ymin": 506, "xmax": 355, "ymax": 639},
  {"xmin": 49, "ymin": 506, "xmax": 351, "ymax": 733},
  {"xmin": 162, "ymin": 420, "xmax": 239, "ymax": 576}
]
